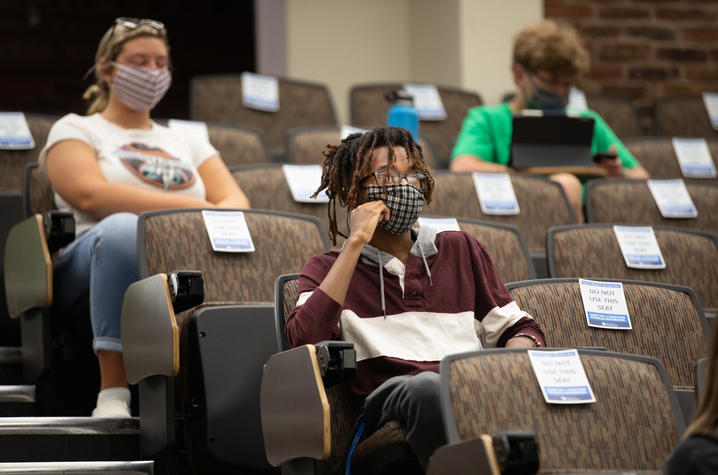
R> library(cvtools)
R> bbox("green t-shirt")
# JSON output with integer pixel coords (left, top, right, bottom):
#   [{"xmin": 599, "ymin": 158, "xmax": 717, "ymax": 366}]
[{"xmin": 451, "ymin": 102, "xmax": 639, "ymax": 169}]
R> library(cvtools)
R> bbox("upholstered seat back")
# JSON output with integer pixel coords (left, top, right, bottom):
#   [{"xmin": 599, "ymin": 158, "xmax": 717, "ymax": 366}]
[
  {"xmin": 625, "ymin": 137, "xmax": 718, "ymax": 180},
  {"xmin": 548, "ymin": 224, "xmax": 718, "ymax": 313},
  {"xmin": 231, "ymin": 164, "xmax": 349, "ymax": 247},
  {"xmin": 442, "ymin": 349, "xmax": 683, "ymax": 472},
  {"xmin": 655, "ymin": 95, "xmax": 718, "ymax": 138},
  {"xmin": 23, "ymin": 162, "xmax": 56, "ymax": 217},
  {"xmin": 584, "ymin": 92, "xmax": 641, "ymax": 139},
  {"xmin": 286, "ymin": 127, "xmax": 342, "ymax": 165},
  {"xmin": 426, "ymin": 172, "xmax": 575, "ymax": 254},
  {"xmin": 350, "ymin": 83, "xmax": 482, "ymax": 162},
  {"xmin": 191, "ymin": 75, "xmax": 338, "ymax": 158},
  {"xmin": 586, "ymin": 178, "xmax": 718, "ymax": 235},
  {"xmin": 139, "ymin": 209, "xmax": 328, "ymax": 307},
  {"xmin": 508, "ymin": 279, "xmax": 708, "ymax": 390},
  {"xmin": 0, "ymin": 114, "xmax": 57, "ymax": 192},
  {"xmin": 286, "ymin": 126, "xmax": 438, "ymax": 169},
  {"xmin": 207, "ymin": 124, "xmax": 270, "ymax": 166},
  {"xmin": 453, "ymin": 218, "xmax": 535, "ymax": 283}
]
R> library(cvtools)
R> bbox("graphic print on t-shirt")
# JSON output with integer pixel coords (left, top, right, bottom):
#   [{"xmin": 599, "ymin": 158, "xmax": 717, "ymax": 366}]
[{"xmin": 116, "ymin": 142, "xmax": 196, "ymax": 190}]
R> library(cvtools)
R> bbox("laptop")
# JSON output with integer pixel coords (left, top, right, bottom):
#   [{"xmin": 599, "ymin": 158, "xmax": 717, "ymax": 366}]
[{"xmin": 509, "ymin": 112, "xmax": 595, "ymax": 169}]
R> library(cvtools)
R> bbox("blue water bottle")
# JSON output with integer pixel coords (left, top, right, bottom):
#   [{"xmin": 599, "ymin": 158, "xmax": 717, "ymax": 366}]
[{"xmin": 386, "ymin": 89, "xmax": 419, "ymax": 141}]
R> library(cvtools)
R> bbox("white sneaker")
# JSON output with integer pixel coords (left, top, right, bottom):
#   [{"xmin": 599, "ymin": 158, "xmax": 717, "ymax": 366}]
[{"xmin": 92, "ymin": 387, "xmax": 131, "ymax": 418}]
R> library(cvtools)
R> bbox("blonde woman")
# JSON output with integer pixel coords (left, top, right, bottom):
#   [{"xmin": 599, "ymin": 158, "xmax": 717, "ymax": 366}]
[
  {"xmin": 664, "ymin": 323, "xmax": 718, "ymax": 474},
  {"xmin": 39, "ymin": 18, "xmax": 250, "ymax": 418}
]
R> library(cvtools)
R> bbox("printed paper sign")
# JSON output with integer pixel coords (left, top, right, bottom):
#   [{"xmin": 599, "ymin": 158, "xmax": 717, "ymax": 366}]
[
  {"xmin": 341, "ymin": 125, "xmax": 368, "ymax": 139},
  {"xmin": 201, "ymin": 210, "xmax": 255, "ymax": 252},
  {"xmin": 647, "ymin": 179, "xmax": 698, "ymax": 219},
  {"xmin": 403, "ymin": 84, "xmax": 447, "ymax": 121},
  {"xmin": 579, "ymin": 279, "xmax": 631, "ymax": 330},
  {"xmin": 0, "ymin": 112, "xmax": 35, "ymax": 149},
  {"xmin": 672, "ymin": 138, "xmax": 716, "ymax": 178},
  {"xmin": 241, "ymin": 72, "xmax": 279, "ymax": 112},
  {"xmin": 168, "ymin": 119, "xmax": 210, "ymax": 143},
  {"xmin": 472, "ymin": 173, "xmax": 520, "ymax": 215},
  {"xmin": 417, "ymin": 217, "xmax": 460, "ymax": 233},
  {"xmin": 528, "ymin": 349, "xmax": 596, "ymax": 404},
  {"xmin": 282, "ymin": 164, "xmax": 329, "ymax": 203},
  {"xmin": 613, "ymin": 225, "xmax": 666, "ymax": 269},
  {"xmin": 702, "ymin": 92, "xmax": 718, "ymax": 131},
  {"xmin": 567, "ymin": 88, "xmax": 588, "ymax": 111}
]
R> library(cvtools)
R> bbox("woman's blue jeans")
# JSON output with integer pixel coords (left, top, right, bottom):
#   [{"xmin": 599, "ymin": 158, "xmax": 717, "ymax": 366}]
[{"xmin": 52, "ymin": 213, "xmax": 139, "ymax": 353}]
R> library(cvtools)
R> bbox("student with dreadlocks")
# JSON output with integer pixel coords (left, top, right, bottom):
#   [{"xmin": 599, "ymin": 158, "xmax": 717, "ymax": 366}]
[{"xmin": 286, "ymin": 126, "xmax": 545, "ymax": 470}]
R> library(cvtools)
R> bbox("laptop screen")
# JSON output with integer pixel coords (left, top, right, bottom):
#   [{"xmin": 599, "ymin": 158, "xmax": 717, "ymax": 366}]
[{"xmin": 510, "ymin": 113, "xmax": 595, "ymax": 169}]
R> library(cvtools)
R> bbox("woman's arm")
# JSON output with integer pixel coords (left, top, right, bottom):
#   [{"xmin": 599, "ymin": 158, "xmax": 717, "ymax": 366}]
[
  {"xmin": 45, "ymin": 139, "xmax": 216, "ymax": 221},
  {"xmin": 197, "ymin": 155, "xmax": 251, "ymax": 208}
]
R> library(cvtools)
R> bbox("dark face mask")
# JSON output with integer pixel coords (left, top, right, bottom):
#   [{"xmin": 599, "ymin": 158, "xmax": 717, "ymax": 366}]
[{"xmin": 525, "ymin": 74, "xmax": 569, "ymax": 111}]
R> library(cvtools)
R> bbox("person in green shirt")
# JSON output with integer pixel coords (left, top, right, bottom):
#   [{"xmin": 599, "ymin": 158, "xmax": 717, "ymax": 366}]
[{"xmin": 451, "ymin": 20, "xmax": 649, "ymax": 222}]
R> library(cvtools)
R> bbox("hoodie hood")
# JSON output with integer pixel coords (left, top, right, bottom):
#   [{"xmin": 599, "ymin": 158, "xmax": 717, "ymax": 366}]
[{"xmin": 357, "ymin": 223, "xmax": 441, "ymax": 317}]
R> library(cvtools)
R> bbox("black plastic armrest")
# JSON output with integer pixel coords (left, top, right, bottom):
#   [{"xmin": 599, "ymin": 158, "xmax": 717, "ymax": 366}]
[
  {"xmin": 314, "ymin": 340, "xmax": 355, "ymax": 387},
  {"xmin": 167, "ymin": 270, "xmax": 204, "ymax": 313},
  {"xmin": 43, "ymin": 211, "xmax": 74, "ymax": 254}
]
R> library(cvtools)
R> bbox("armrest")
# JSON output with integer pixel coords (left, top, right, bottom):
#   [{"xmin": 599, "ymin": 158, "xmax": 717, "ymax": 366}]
[
  {"xmin": 260, "ymin": 345, "xmax": 331, "ymax": 466},
  {"xmin": 4, "ymin": 214, "xmax": 52, "ymax": 318},
  {"xmin": 426, "ymin": 436, "xmax": 500, "ymax": 475},
  {"xmin": 427, "ymin": 432, "xmax": 538, "ymax": 475},
  {"xmin": 315, "ymin": 340, "xmax": 356, "ymax": 387},
  {"xmin": 43, "ymin": 211, "xmax": 75, "ymax": 254},
  {"xmin": 4, "ymin": 211, "xmax": 75, "ymax": 319},
  {"xmin": 121, "ymin": 271, "xmax": 203, "ymax": 384}
]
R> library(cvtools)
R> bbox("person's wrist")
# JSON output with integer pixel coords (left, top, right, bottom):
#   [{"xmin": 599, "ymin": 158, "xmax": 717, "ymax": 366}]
[
  {"xmin": 513, "ymin": 333, "xmax": 541, "ymax": 347},
  {"xmin": 345, "ymin": 234, "xmax": 369, "ymax": 250}
]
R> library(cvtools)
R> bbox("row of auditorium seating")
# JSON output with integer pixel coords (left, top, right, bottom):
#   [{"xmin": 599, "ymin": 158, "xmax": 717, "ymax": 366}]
[
  {"xmin": 3, "ymin": 115, "xmax": 717, "ymax": 200},
  {"xmin": 502, "ymin": 90, "xmax": 718, "ymax": 140},
  {"xmin": 269, "ymin": 275, "xmax": 704, "ymax": 473},
  {"xmin": 18, "ymin": 160, "xmax": 718, "ymax": 309},
  {"xmin": 190, "ymin": 77, "xmax": 482, "ymax": 162},
  {"xmin": 17, "ymin": 156, "xmax": 718, "ymax": 336},
  {"xmin": 190, "ymin": 76, "xmax": 718, "ymax": 161},
  {"xmin": 3, "ymin": 79, "xmax": 717, "ymax": 174},
  {"xmin": 4, "ymin": 199, "xmax": 710, "ymax": 473},
  {"xmin": 2, "ymin": 169, "xmax": 716, "ymax": 474},
  {"xmin": 2, "ymin": 109, "xmax": 716, "ymax": 473}
]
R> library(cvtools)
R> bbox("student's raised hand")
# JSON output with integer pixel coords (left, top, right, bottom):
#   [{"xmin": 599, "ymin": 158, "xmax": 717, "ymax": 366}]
[
  {"xmin": 595, "ymin": 145, "xmax": 623, "ymax": 177},
  {"xmin": 348, "ymin": 200, "xmax": 390, "ymax": 245}
]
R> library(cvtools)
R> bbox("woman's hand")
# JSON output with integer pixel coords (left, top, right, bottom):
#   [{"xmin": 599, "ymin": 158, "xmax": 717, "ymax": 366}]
[
  {"xmin": 198, "ymin": 156, "xmax": 251, "ymax": 209},
  {"xmin": 348, "ymin": 200, "xmax": 390, "ymax": 245}
]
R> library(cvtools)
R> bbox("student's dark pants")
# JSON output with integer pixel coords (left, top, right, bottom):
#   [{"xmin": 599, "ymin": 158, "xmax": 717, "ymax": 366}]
[{"xmin": 362, "ymin": 371, "xmax": 445, "ymax": 470}]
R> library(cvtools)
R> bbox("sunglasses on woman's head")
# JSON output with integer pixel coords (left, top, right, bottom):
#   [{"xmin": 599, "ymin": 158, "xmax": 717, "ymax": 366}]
[{"xmin": 109, "ymin": 17, "xmax": 165, "ymax": 42}]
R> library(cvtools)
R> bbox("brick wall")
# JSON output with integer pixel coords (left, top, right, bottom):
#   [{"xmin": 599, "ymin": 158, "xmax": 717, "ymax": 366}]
[{"xmin": 545, "ymin": 0, "xmax": 718, "ymax": 132}]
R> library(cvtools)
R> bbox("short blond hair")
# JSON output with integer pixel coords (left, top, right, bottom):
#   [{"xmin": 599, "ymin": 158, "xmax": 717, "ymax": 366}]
[
  {"xmin": 83, "ymin": 22, "xmax": 170, "ymax": 115},
  {"xmin": 513, "ymin": 20, "xmax": 589, "ymax": 80}
]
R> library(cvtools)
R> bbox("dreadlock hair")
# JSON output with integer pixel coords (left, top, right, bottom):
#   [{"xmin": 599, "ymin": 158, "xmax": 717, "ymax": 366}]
[{"xmin": 312, "ymin": 126, "xmax": 434, "ymax": 245}]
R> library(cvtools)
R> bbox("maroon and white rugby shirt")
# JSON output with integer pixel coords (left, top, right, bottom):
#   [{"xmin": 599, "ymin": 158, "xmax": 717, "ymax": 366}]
[{"xmin": 286, "ymin": 226, "xmax": 545, "ymax": 398}]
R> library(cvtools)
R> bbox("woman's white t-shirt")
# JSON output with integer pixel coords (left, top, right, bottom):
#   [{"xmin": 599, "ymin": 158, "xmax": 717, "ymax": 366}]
[{"xmin": 39, "ymin": 113, "xmax": 217, "ymax": 234}]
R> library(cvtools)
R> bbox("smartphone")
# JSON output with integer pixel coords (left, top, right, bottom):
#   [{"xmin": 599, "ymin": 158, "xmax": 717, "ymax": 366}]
[{"xmin": 593, "ymin": 152, "xmax": 618, "ymax": 163}]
